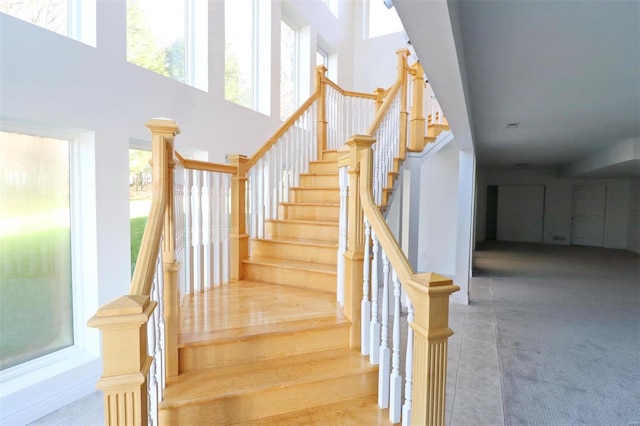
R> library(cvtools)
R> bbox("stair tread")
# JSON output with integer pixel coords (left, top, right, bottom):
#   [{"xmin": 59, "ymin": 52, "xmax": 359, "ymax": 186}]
[
  {"xmin": 300, "ymin": 172, "xmax": 339, "ymax": 176},
  {"xmin": 235, "ymin": 395, "xmax": 393, "ymax": 425},
  {"xmin": 266, "ymin": 218, "xmax": 338, "ymax": 226},
  {"xmin": 244, "ymin": 256, "xmax": 336, "ymax": 273},
  {"xmin": 290, "ymin": 186, "xmax": 339, "ymax": 191},
  {"xmin": 162, "ymin": 348, "xmax": 376, "ymax": 407},
  {"xmin": 280, "ymin": 202, "xmax": 339, "ymax": 207},
  {"xmin": 253, "ymin": 236, "xmax": 338, "ymax": 247},
  {"xmin": 180, "ymin": 314, "xmax": 349, "ymax": 346}
]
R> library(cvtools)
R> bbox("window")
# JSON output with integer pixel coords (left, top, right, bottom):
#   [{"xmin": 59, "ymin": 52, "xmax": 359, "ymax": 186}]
[
  {"xmin": 0, "ymin": 0, "xmax": 96, "ymax": 46},
  {"xmin": 129, "ymin": 148, "xmax": 152, "ymax": 275},
  {"xmin": 126, "ymin": 0, "xmax": 207, "ymax": 90},
  {"xmin": 321, "ymin": 0, "xmax": 338, "ymax": 18},
  {"xmin": 225, "ymin": 0, "xmax": 270, "ymax": 114},
  {"xmin": 280, "ymin": 19, "xmax": 298, "ymax": 120},
  {"xmin": 0, "ymin": 131, "xmax": 73, "ymax": 371},
  {"xmin": 316, "ymin": 46, "xmax": 328, "ymax": 68},
  {"xmin": 367, "ymin": 0, "xmax": 403, "ymax": 38}
]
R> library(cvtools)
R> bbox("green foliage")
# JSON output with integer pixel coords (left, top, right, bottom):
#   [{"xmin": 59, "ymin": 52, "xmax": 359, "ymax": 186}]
[
  {"xmin": 225, "ymin": 47, "xmax": 251, "ymax": 107},
  {"xmin": 130, "ymin": 216, "xmax": 148, "ymax": 276},
  {"xmin": 129, "ymin": 149, "xmax": 152, "ymax": 192},
  {"xmin": 126, "ymin": 0, "xmax": 185, "ymax": 81}
]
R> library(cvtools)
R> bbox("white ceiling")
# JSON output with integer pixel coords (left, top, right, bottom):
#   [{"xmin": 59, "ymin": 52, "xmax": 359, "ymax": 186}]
[{"xmin": 394, "ymin": 0, "xmax": 640, "ymax": 175}]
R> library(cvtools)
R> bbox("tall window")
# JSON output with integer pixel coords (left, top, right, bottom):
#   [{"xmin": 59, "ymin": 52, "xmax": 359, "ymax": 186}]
[
  {"xmin": 280, "ymin": 19, "xmax": 298, "ymax": 120},
  {"xmin": 126, "ymin": 0, "xmax": 207, "ymax": 90},
  {"xmin": 367, "ymin": 0, "xmax": 403, "ymax": 38},
  {"xmin": 0, "ymin": 131, "xmax": 73, "ymax": 371},
  {"xmin": 0, "ymin": 0, "xmax": 96, "ymax": 46},
  {"xmin": 321, "ymin": 0, "xmax": 338, "ymax": 18},
  {"xmin": 225, "ymin": 0, "xmax": 270, "ymax": 114},
  {"xmin": 316, "ymin": 47, "xmax": 328, "ymax": 68}
]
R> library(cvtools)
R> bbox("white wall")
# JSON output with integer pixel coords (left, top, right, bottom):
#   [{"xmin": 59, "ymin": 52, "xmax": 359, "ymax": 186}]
[
  {"xmin": 627, "ymin": 179, "xmax": 640, "ymax": 254},
  {"xmin": 0, "ymin": 0, "xmax": 365, "ymax": 422},
  {"xmin": 416, "ymin": 141, "xmax": 459, "ymax": 276},
  {"xmin": 475, "ymin": 168, "xmax": 633, "ymax": 250},
  {"xmin": 351, "ymin": 1, "xmax": 406, "ymax": 94}
]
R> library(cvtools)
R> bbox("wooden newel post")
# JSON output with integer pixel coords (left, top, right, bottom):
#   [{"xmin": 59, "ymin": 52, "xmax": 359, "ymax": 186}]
[
  {"xmin": 344, "ymin": 134, "xmax": 376, "ymax": 348},
  {"xmin": 315, "ymin": 65, "xmax": 328, "ymax": 159},
  {"xmin": 397, "ymin": 49, "xmax": 409, "ymax": 159},
  {"xmin": 145, "ymin": 119, "xmax": 181, "ymax": 379},
  {"xmin": 88, "ymin": 296, "xmax": 157, "ymax": 426},
  {"xmin": 228, "ymin": 154, "xmax": 248, "ymax": 281},
  {"xmin": 375, "ymin": 88, "xmax": 385, "ymax": 112},
  {"xmin": 405, "ymin": 273, "xmax": 459, "ymax": 426},
  {"xmin": 409, "ymin": 63, "xmax": 426, "ymax": 152}
]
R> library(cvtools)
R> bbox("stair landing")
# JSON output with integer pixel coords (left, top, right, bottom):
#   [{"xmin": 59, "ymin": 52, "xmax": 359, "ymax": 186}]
[{"xmin": 165, "ymin": 281, "xmax": 394, "ymax": 425}]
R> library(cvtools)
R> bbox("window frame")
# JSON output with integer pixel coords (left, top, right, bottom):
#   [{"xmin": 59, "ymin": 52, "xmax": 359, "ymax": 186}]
[{"xmin": 0, "ymin": 122, "xmax": 100, "ymax": 424}]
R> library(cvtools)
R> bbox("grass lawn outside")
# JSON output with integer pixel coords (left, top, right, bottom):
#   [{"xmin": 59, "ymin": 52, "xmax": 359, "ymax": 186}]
[{"xmin": 0, "ymin": 216, "xmax": 148, "ymax": 370}]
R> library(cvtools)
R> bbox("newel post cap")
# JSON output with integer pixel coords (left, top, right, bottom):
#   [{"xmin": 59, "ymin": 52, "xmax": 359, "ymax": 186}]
[{"xmin": 145, "ymin": 118, "xmax": 181, "ymax": 136}]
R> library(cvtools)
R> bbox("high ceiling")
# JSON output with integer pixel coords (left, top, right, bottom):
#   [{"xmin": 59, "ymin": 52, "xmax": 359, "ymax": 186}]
[{"xmin": 393, "ymin": 0, "xmax": 640, "ymax": 176}]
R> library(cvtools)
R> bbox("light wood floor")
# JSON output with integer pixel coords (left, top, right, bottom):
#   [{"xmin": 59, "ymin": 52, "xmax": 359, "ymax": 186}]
[
  {"xmin": 179, "ymin": 280, "xmax": 346, "ymax": 345},
  {"xmin": 173, "ymin": 280, "xmax": 396, "ymax": 425}
]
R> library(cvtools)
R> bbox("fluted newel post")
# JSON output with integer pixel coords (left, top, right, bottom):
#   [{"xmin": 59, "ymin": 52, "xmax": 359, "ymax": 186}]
[
  {"xmin": 316, "ymin": 65, "xmax": 328, "ymax": 160},
  {"xmin": 344, "ymin": 135, "xmax": 375, "ymax": 348},
  {"xmin": 88, "ymin": 296, "xmax": 156, "ymax": 426},
  {"xmin": 228, "ymin": 154, "xmax": 248, "ymax": 281},
  {"xmin": 409, "ymin": 62, "xmax": 426, "ymax": 152},
  {"xmin": 406, "ymin": 273, "xmax": 459, "ymax": 426},
  {"xmin": 146, "ymin": 118, "xmax": 182, "ymax": 379}
]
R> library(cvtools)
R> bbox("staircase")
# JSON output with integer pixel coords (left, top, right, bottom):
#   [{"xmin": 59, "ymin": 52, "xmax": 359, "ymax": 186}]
[{"xmin": 159, "ymin": 150, "xmax": 392, "ymax": 424}]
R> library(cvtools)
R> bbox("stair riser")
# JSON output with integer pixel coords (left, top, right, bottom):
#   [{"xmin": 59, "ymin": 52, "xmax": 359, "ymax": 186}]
[
  {"xmin": 290, "ymin": 188, "xmax": 340, "ymax": 204},
  {"xmin": 244, "ymin": 263, "xmax": 336, "ymax": 292},
  {"xmin": 309, "ymin": 162, "xmax": 338, "ymax": 174},
  {"xmin": 159, "ymin": 370, "xmax": 378, "ymax": 424},
  {"xmin": 266, "ymin": 221, "xmax": 338, "ymax": 242},
  {"xmin": 278, "ymin": 204, "xmax": 339, "ymax": 221},
  {"xmin": 179, "ymin": 325, "xmax": 349, "ymax": 373},
  {"xmin": 251, "ymin": 240, "xmax": 337, "ymax": 265},
  {"xmin": 299, "ymin": 174, "xmax": 339, "ymax": 187},
  {"xmin": 322, "ymin": 151, "xmax": 340, "ymax": 161}
]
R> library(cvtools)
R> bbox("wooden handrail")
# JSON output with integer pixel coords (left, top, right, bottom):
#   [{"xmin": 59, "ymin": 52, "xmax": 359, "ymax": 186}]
[
  {"xmin": 365, "ymin": 49, "xmax": 410, "ymax": 136},
  {"xmin": 129, "ymin": 119, "xmax": 179, "ymax": 296},
  {"xmin": 175, "ymin": 151, "xmax": 237, "ymax": 175},
  {"xmin": 357, "ymin": 137, "xmax": 414, "ymax": 286},
  {"xmin": 246, "ymin": 92, "xmax": 320, "ymax": 170},
  {"xmin": 348, "ymin": 135, "xmax": 459, "ymax": 426},
  {"xmin": 365, "ymin": 80, "xmax": 402, "ymax": 136},
  {"xmin": 322, "ymin": 76, "xmax": 377, "ymax": 100}
]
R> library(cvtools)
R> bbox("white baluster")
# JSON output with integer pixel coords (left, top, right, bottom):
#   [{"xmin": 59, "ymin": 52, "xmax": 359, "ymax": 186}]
[
  {"xmin": 337, "ymin": 166, "xmax": 348, "ymax": 306},
  {"xmin": 402, "ymin": 298, "xmax": 414, "ymax": 426},
  {"xmin": 212, "ymin": 172, "xmax": 221, "ymax": 286},
  {"xmin": 378, "ymin": 250, "xmax": 391, "ymax": 408},
  {"xmin": 361, "ymin": 218, "xmax": 371, "ymax": 356},
  {"xmin": 223, "ymin": 173, "xmax": 230, "ymax": 284},
  {"xmin": 203, "ymin": 171, "xmax": 213, "ymax": 289},
  {"xmin": 389, "ymin": 269, "xmax": 402, "ymax": 423},
  {"xmin": 369, "ymin": 229, "xmax": 380, "ymax": 364},
  {"xmin": 184, "ymin": 169, "xmax": 193, "ymax": 293},
  {"xmin": 192, "ymin": 170, "xmax": 202, "ymax": 291}
]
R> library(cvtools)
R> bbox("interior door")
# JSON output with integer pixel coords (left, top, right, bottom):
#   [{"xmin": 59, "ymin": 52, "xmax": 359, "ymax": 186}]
[
  {"xmin": 571, "ymin": 185, "xmax": 606, "ymax": 247},
  {"xmin": 497, "ymin": 185, "xmax": 545, "ymax": 243}
]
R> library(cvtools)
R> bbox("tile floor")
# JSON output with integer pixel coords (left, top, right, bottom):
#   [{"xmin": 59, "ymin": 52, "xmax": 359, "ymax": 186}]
[{"xmin": 29, "ymin": 277, "xmax": 502, "ymax": 426}]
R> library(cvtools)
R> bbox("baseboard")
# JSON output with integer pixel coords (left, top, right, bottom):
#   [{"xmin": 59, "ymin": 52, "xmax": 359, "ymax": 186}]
[
  {"xmin": 451, "ymin": 292, "xmax": 469, "ymax": 305},
  {"xmin": 0, "ymin": 352, "xmax": 101, "ymax": 425}
]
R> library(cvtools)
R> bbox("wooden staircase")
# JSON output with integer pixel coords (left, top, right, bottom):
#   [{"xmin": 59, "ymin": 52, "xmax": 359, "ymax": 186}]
[{"xmin": 159, "ymin": 150, "xmax": 393, "ymax": 424}]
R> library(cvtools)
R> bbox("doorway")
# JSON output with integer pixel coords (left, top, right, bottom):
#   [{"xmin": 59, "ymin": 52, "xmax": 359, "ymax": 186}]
[{"xmin": 571, "ymin": 185, "xmax": 606, "ymax": 247}]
